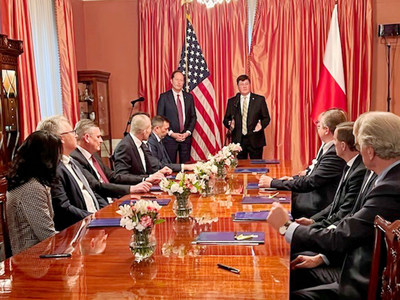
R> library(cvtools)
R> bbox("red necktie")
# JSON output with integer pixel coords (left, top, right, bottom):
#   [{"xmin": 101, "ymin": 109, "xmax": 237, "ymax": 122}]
[
  {"xmin": 176, "ymin": 94, "xmax": 184, "ymax": 132},
  {"xmin": 91, "ymin": 155, "xmax": 109, "ymax": 183}
]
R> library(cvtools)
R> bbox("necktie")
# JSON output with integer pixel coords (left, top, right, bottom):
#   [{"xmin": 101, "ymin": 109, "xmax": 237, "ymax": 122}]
[
  {"xmin": 176, "ymin": 94, "xmax": 184, "ymax": 132},
  {"xmin": 91, "ymin": 155, "xmax": 109, "ymax": 183},
  {"xmin": 242, "ymin": 96, "xmax": 248, "ymax": 135},
  {"xmin": 328, "ymin": 165, "xmax": 350, "ymax": 217},
  {"xmin": 69, "ymin": 158, "xmax": 99, "ymax": 210},
  {"xmin": 140, "ymin": 143, "xmax": 151, "ymax": 172}
]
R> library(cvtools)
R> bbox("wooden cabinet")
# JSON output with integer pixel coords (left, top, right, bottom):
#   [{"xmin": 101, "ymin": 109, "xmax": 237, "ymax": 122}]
[
  {"xmin": 77, "ymin": 70, "xmax": 112, "ymax": 160},
  {"xmin": 0, "ymin": 34, "xmax": 23, "ymax": 176}
]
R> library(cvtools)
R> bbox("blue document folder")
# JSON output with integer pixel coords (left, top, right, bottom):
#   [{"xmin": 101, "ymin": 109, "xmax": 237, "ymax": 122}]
[
  {"xmin": 234, "ymin": 168, "xmax": 269, "ymax": 174},
  {"xmin": 242, "ymin": 196, "xmax": 291, "ymax": 204},
  {"xmin": 120, "ymin": 198, "xmax": 171, "ymax": 206},
  {"xmin": 88, "ymin": 218, "xmax": 121, "ymax": 228},
  {"xmin": 250, "ymin": 159, "xmax": 280, "ymax": 164},
  {"xmin": 193, "ymin": 231, "xmax": 265, "ymax": 245},
  {"xmin": 246, "ymin": 182, "xmax": 260, "ymax": 189},
  {"xmin": 233, "ymin": 211, "xmax": 269, "ymax": 221},
  {"xmin": 150, "ymin": 185, "xmax": 162, "ymax": 191}
]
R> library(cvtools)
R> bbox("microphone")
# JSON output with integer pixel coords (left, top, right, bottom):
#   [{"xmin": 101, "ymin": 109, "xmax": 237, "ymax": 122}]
[{"xmin": 130, "ymin": 97, "xmax": 145, "ymax": 106}]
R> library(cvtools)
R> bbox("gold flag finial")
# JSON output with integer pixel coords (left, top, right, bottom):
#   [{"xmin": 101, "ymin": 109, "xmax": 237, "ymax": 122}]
[{"xmin": 181, "ymin": 0, "xmax": 193, "ymax": 5}]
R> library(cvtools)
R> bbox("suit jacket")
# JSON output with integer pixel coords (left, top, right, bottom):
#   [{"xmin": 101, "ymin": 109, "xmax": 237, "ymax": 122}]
[
  {"xmin": 51, "ymin": 162, "xmax": 108, "ymax": 231},
  {"xmin": 223, "ymin": 93, "xmax": 270, "ymax": 148},
  {"xmin": 311, "ymin": 154, "xmax": 366, "ymax": 227},
  {"xmin": 147, "ymin": 133, "xmax": 181, "ymax": 172},
  {"xmin": 114, "ymin": 134, "xmax": 156, "ymax": 177},
  {"xmin": 6, "ymin": 178, "xmax": 56, "ymax": 255},
  {"xmin": 291, "ymin": 162, "xmax": 400, "ymax": 299},
  {"xmin": 70, "ymin": 149, "xmax": 130, "ymax": 199},
  {"xmin": 157, "ymin": 90, "xmax": 197, "ymax": 134},
  {"xmin": 271, "ymin": 144, "xmax": 346, "ymax": 218}
]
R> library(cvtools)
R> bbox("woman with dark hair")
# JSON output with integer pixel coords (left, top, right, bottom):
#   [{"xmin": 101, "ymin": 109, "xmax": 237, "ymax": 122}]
[{"xmin": 6, "ymin": 130, "xmax": 62, "ymax": 255}]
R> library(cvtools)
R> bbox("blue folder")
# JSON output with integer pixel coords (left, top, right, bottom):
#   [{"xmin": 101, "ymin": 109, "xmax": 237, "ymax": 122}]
[
  {"xmin": 150, "ymin": 185, "xmax": 162, "ymax": 191},
  {"xmin": 193, "ymin": 231, "xmax": 265, "ymax": 245},
  {"xmin": 246, "ymin": 182, "xmax": 260, "ymax": 189},
  {"xmin": 250, "ymin": 159, "xmax": 280, "ymax": 164},
  {"xmin": 88, "ymin": 218, "xmax": 121, "ymax": 228},
  {"xmin": 233, "ymin": 211, "xmax": 269, "ymax": 221},
  {"xmin": 242, "ymin": 196, "xmax": 291, "ymax": 204},
  {"xmin": 234, "ymin": 168, "xmax": 269, "ymax": 174},
  {"xmin": 120, "ymin": 198, "xmax": 171, "ymax": 206}
]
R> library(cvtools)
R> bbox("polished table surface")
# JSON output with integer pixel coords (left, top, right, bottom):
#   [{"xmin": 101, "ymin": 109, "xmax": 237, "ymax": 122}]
[{"xmin": 0, "ymin": 160, "xmax": 293, "ymax": 299}]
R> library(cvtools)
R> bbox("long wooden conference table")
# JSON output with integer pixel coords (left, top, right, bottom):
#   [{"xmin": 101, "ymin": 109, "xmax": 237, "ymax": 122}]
[{"xmin": 0, "ymin": 160, "xmax": 292, "ymax": 299}]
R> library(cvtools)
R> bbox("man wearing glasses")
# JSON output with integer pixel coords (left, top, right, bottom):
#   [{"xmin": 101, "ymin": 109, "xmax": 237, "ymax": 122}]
[{"xmin": 37, "ymin": 115, "xmax": 108, "ymax": 231}]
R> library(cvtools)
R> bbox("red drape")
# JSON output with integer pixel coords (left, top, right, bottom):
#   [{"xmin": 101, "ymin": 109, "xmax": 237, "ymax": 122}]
[
  {"xmin": 250, "ymin": 0, "xmax": 372, "ymax": 171},
  {"xmin": 54, "ymin": 0, "xmax": 79, "ymax": 125},
  {"xmin": 139, "ymin": 0, "xmax": 247, "ymax": 143},
  {"xmin": 139, "ymin": 0, "xmax": 372, "ymax": 170},
  {"xmin": 0, "ymin": 0, "xmax": 41, "ymax": 140}
]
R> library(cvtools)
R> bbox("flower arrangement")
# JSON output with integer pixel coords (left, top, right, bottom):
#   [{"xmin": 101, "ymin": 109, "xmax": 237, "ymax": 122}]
[
  {"xmin": 117, "ymin": 200, "xmax": 164, "ymax": 261},
  {"xmin": 160, "ymin": 172, "xmax": 202, "ymax": 218},
  {"xmin": 207, "ymin": 143, "xmax": 242, "ymax": 178},
  {"xmin": 193, "ymin": 161, "xmax": 218, "ymax": 196}
]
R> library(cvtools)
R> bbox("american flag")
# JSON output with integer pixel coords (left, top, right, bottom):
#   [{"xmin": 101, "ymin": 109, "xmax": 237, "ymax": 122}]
[{"xmin": 178, "ymin": 18, "xmax": 222, "ymax": 160}]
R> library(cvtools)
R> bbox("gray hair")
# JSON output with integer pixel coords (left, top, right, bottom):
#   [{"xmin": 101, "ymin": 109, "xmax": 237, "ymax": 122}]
[
  {"xmin": 75, "ymin": 119, "xmax": 97, "ymax": 140},
  {"xmin": 130, "ymin": 113, "xmax": 151, "ymax": 135},
  {"xmin": 355, "ymin": 111, "xmax": 400, "ymax": 159},
  {"xmin": 36, "ymin": 115, "xmax": 70, "ymax": 136}
]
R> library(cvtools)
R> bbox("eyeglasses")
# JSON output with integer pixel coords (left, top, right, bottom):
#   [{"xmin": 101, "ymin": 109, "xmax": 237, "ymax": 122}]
[{"xmin": 60, "ymin": 129, "xmax": 77, "ymax": 136}]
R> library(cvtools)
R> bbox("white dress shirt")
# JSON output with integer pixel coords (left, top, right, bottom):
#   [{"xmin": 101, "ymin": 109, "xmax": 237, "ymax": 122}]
[
  {"xmin": 61, "ymin": 155, "xmax": 97, "ymax": 213},
  {"xmin": 130, "ymin": 133, "xmax": 146, "ymax": 173}
]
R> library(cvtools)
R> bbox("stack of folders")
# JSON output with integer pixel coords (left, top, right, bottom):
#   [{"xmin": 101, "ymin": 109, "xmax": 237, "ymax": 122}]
[
  {"xmin": 192, "ymin": 232, "xmax": 265, "ymax": 245},
  {"xmin": 88, "ymin": 218, "xmax": 121, "ymax": 228},
  {"xmin": 233, "ymin": 211, "xmax": 269, "ymax": 222}
]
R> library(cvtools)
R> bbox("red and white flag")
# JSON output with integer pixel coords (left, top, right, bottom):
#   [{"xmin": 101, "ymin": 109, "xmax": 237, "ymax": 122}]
[
  {"xmin": 178, "ymin": 17, "xmax": 222, "ymax": 160},
  {"xmin": 312, "ymin": 5, "xmax": 346, "ymax": 122}
]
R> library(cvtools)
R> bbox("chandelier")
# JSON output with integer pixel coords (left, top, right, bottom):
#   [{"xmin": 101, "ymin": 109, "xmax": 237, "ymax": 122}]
[{"xmin": 182, "ymin": 0, "xmax": 232, "ymax": 9}]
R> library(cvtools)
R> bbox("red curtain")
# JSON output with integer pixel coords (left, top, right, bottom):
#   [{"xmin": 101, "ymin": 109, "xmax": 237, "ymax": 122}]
[
  {"xmin": 139, "ymin": 0, "xmax": 248, "ymax": 143},
  {"xmin": 0, "ymin": 0, "xmax": 41, "ymax": 140},
  {"xmin": 250, "ymin": 0, "xmax": 372, "ymax": 171},
  {"xmin": 54, "ymin": 0, "xmax": 79, "ymax": 126},
  {"xmin": 139, "ymin": 0, "xmax": 372, "ymax": 170}
]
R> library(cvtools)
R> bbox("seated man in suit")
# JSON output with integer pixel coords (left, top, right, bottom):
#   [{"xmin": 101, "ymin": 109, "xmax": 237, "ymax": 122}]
[
  {"xmin": 286, "ymin": 122, "xmax": 366, "ymax": 291},
  {"xmin": 148, "ymin": 115, "xmax": 195, "ymax": 172},
  {"xmin": 157, "ymin": 70, "xmax": 197, "ymax": 163},
  {"xmin": 223, "ymin": 74, "xmax": 271, "ymax": 159},
  {"xmin": 267, "ymin": 111, "xmax": 400, "ymax": 299},
  {"xmin": 259, "ymin": 108, "xmax": 347, "ymax": 218},
  {"xmin": 114, "ymin": 113, "xmax": 172, "ymax": 178},
  {"xmin": 37, "ymin": 115, "xmax": 108, "ymax": 231},
  {"xmin": 71, "ymin": 119, "xmax": 152, "ymax": 200}
]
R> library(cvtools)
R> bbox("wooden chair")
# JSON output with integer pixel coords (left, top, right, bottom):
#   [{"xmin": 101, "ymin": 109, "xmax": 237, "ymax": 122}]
[{"xmin": 368, "ymin": 215, "xmax": 400, "ymax": 300}]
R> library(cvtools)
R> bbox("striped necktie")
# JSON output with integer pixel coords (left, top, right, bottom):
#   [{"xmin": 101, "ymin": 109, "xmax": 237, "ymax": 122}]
[{"xmin": 242, "ymin": 96, "xmax": 248, "ymax": 135}]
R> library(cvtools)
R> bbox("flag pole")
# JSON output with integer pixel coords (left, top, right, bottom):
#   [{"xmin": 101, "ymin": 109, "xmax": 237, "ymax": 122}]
[{"xmin": 182, "ymin": 0, "xmax": 192, "ymax": 92}]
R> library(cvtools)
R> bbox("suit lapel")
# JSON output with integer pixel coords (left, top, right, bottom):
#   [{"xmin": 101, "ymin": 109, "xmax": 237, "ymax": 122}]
[
  {"xmin": 128, "ymin": 135, "xmax": 146, "ymax": 174},
  {"xmin": 168, "ymin": 90, "xmax": 179, "ymax": 118},
  {"xmin": 247, "ymin": 93, "xmax": 256, "ymax": 124}
]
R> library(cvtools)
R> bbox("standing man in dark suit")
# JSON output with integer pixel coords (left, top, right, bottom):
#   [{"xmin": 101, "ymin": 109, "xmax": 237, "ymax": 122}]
[
  {"xmin": 259, "ymin": 108, "xmax": 347, "ymax": 218},
  {"xmin": 37, "ymin": 115, "xmax": 108, "ymax": 231},
  {"xmin": 267, "ymin": 111, "xmax": 400, "ymax": 299},
  {"xmin": 70, "ymin": 119, "xmax": 152, "ymax": 200},
  {"xmin": 157, "ymin": 70, "xmax": 197, "ymax": 163},
  {"xmin": 114, "ymin": 113, "xmax": 172, "ymax": 178},
  {"xmin": 148, "ymin": 115, "xmax": 195, "ymax": 172},
  {"xmin": 223, "ymin": 74, "xmax": 271, "ymax": 159}
]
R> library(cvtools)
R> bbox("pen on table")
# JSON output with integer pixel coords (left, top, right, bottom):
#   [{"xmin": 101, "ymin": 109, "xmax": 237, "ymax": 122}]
[
  {"xmin": 217, "ymin": 263, "xmax": 240, "ymax": 274},
  {"xmin": 268, "ymin": 192, "xmax": 279, "ymax": 199}
]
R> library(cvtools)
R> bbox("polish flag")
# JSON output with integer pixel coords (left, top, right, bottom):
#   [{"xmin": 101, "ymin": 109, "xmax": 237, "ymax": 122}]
[{"xmin": 311, "ymin": 4, "xmax": 346, "ymax": 122}]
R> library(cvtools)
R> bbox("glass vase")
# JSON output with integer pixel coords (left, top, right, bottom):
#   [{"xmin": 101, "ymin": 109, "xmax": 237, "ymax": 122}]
[
  {"xmin": 130, "ymin": 228, "xmax": 156, "ymax": 262},
  {"xmin": 200, "ymin": 178, "xmax": 214, "ymax": 197},
  {"xmin": 216, "ymin": 165, "xmax": 227, "ymax": 179},
  {"xmin": 229, "ymin": 157, "xmax": 239, "ymax": 172},
  {"xmin": 173, "ymin": 193, "xmax": 192, "ymax": 219}
]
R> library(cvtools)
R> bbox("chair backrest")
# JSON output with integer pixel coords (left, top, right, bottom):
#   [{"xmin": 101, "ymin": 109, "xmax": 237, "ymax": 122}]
[{"xmin": 368, "ymin": 215, "xmax": 400, "ymax": 300}]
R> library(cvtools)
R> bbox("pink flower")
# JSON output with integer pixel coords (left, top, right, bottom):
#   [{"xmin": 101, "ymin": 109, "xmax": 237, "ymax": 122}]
[{"xmin": 140, "ymin": 215, "xmax": 153, "ymax": 228}]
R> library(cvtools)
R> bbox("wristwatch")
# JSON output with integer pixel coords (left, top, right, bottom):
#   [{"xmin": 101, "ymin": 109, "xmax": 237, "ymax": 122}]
[{"xmin": 278, "ymin": 221, "xmax": 292, "ymax": 236}]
